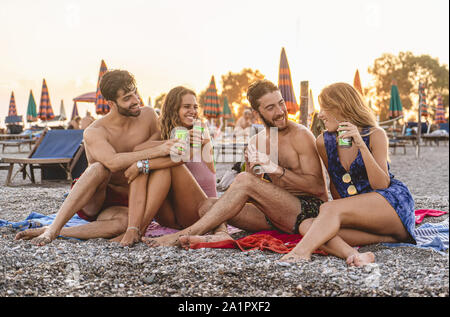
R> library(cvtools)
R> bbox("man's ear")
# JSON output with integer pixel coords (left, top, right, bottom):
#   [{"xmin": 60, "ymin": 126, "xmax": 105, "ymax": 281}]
[
  {"xmin": 107, "ymin": 100, "xmax": 115, "ymax": 109},
  {"xmin": 252, "ymin": 109, "xmax": 260, "ymax": 120}
]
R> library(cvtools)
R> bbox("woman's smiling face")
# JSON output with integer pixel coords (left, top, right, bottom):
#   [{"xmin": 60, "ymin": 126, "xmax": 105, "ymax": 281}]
[{"xmin": 178, "ymin": 94, "xmax": 198, "ymax": 128}]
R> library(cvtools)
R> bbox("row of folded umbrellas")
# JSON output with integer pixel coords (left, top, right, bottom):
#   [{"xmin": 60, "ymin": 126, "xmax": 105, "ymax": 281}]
[{"xmin": 5, "ymin": 50, "xmax": 447, "ymax": 125}]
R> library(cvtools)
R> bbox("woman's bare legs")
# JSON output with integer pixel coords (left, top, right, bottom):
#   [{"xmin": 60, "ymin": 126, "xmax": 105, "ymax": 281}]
[{"xmin": 279, "ymin": 192, "xmax": 410, "ymax": 264}]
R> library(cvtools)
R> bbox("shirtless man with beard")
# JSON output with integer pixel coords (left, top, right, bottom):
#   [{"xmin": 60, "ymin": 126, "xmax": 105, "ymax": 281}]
[
  {"xmin": 14, "ymin": 70, "xmax": 185, "ymax": 246},
  {"xmin": 142, "ymin": 79, "xmax": 328, "ymax": 248}
]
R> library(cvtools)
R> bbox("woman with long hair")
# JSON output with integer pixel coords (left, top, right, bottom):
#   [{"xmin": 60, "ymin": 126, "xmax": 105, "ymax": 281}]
[
  {"xmin": 117, "ymin": 86, "xmax": 217, "ymax": 246},
  {"xmin": 280, "ymin": 82, "xmax": 416, "ymax": 266}
]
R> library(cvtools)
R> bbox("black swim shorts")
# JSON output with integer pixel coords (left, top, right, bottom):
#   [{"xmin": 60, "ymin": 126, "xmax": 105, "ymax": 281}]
[{"xmin": 265, "ymin": 195, "xmax": 323, "ymax": 234}]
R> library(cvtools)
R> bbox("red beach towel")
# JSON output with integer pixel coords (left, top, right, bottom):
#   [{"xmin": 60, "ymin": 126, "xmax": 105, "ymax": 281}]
[{"xmin": 188, "ymin": 209, "xmax": 448, "ymax": 254}]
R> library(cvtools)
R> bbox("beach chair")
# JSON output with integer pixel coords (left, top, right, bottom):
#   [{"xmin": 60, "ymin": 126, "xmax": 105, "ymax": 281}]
[
  {"xmin": 421, "ymin": 122, "xmax": 449, "ymax": 146},
  {"xmin": 0, "ymin": 129, "xmax": 84, "ymax": 186}
]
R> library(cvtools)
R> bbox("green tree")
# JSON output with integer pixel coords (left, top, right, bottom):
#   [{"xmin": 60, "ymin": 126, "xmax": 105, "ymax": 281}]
[
  {"xmin": 368, "ymin": 52, "xmax": 449, "ymax": 121},
  {"xmin": 153, "ymin": 93, "xmax": 167, "ymax": 109},
  {"xmin": 197, "ymin": 68, "xmax": 265, "ymax": 121}
]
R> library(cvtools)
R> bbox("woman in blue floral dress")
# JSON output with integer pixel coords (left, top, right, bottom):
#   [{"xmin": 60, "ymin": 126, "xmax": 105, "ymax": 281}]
[{"xmin": 280, "ymin": 83, "xmax": 416, "ymax": 266}]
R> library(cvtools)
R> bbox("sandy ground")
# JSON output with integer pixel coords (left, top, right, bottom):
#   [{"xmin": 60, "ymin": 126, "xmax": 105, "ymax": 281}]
[{"xmin": 0, "ymin": 142, "xmax": 448, "ymax": 297}]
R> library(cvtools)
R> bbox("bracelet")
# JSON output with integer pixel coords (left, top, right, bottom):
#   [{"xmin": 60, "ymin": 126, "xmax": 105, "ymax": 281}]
[
  {"xmin": 127, "ymin": 226, "xmax": 141, "ymax": 235},
  {"xmin": 143, "ymin": 159, "xmax": 150, "ymax": 174}
]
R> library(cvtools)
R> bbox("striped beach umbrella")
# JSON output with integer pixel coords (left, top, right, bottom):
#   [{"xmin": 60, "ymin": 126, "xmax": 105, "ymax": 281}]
[
  {"xmin": 418, "ymin": 83, "xmax": 428, "ymax": 117},
  {"xmin": 221, "ymin": 96, "xmax": 233, "ymax": 124},
  {"xmin": 434, "ymin": 94, "xmax": 446, "ymax": 124},
  {"xmin": 8, "ymin": 91, "xmax": 18, "ymax": 116},
  {"xmin": 38, "ymin": 79, "xmax": 55, "ymax": 120},
  {"xmin": 71, "ymin": 102, "xmax": 79, "ymax": 120},
  {"xmin": 95, "ymin": 60, "xmax": 110, "ymax": 115},
  {"xmin": 203, "ymin": 76, "xmax": 221, "ymax": 119},
  {"xmin": 278, "ymin": 47, "xmax": 298, "ymax": 115},
  {"xmin": 389, "ymin": 80, "xmax": 403, "ymax": 119},
  {"xmin": 353, "ymin": 69, "xmax": 364, "ymax": 96},
  {"xmin": 26, "ymin": 90, "xmax": 37, "ymax": 122}
]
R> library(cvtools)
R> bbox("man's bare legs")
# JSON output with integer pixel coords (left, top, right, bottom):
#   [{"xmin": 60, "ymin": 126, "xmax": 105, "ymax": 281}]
[
  {"xmin": 15, "ymin": 162, "xmax": 114, "ymax": 245},
  {"xmin": 143, "ymin": 172, "xmax": 302, "ymax": 247},
  {"xmin": 279, "ymin": 192, "xmax": 410, "ymax": 264}
]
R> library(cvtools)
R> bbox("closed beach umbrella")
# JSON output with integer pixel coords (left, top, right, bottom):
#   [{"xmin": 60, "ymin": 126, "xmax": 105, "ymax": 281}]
[
  {"xmin": 221, "ymin": 96, "xmax": 233, "ymax": 124},
  {"xmin": 307, "ymin": 89, "xmax": 316, "ymax": 128},
  {"xmin": 418, "ymin": 83, "xmax": 428, "ymax": 117},
  {"xmin": 353, "ymin": 69, "xmax": 364, "ymax": 96},
  {"xmin": 8, "ymin": 91, "xmax": 18, "ymax": 116},
  {"xmin": 203, "ymin": 75, "xmax": 221, "ymax": 119},
  {"xmin": 95, "ymin": 60, "xmax": 109, "ymax": 115},
  {"xmin": 389, "ymin": 79, "xmax": 403, "ymax": 119},
  {"xmin": 434, "ymin": 94, "xmax": 446, "ymax": 124},
  {"xmin": 278, "ymin": 47, "xmax": 298, "ymax": 115},
  {"xmin": 71, "ymin": 102, "xmax": 79, "ymax": 120},
  {"xmin": 26, "ymin": 90, "xmax": 37, "ymax": 122},
  {"xmin": 59, "ymin": 100, "xmax": 67, "ymax": 121},
  {"xmin": 5, "ymin": 91, "xmax": 22, "ymax": 124},
  {"xmin": 148, "ymin": 97, "xmax": 152, "ymax": 107},
  {"xmin": 38, "ymin": 79, "xmax": 55, "ymax": 121}
]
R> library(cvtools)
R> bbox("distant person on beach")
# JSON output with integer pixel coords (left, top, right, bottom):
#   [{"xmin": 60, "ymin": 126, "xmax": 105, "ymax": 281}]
[
  {"xmin": 279, "ymin": 82, "xmax": 416, "ymax": 265},
  {"xmin": 80, "ymin": 111, "xmax": 95, "ymax": 129},
  {"xmin": 115, "ymin": 86, "xmax": 217, "ymax": 246},
  {"xmin": 15, "ymin": 70, "xmax": 183, "ymax": 246},
  {"xmin": 234, "ymin": 109, "xmax": 253, "ymax": 136},
  {"xmin": 67, "ymin": 116, "xmax": 81, "ymax": 129},
  {"xmin": 140, "ymin": 79, "xmax": 329, "ymax": 248}
]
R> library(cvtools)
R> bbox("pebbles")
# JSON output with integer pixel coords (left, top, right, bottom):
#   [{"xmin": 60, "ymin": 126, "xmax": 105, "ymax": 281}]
[{"xmin": 0, "ymin": 145, "xmax": 448, "ymax": 297}]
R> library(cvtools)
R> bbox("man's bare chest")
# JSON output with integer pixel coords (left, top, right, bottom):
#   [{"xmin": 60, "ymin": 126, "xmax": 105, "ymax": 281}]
[{"xmin": 107, "ymin": 127, "xmax": 152, "ymax": 152}]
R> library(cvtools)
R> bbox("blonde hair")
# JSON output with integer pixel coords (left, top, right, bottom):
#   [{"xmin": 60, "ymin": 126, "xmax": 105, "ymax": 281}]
[
  {"xmin": 159, "ymin": 86, "xmax": 196, "ymax": 140},
  {"xmin": 318, "ymin": 82, "xmax": 378, "ymax": 134}
]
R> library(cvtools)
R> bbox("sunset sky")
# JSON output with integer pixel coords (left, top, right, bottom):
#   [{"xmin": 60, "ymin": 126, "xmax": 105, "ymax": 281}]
[{"xmin": 0, "ymin": 0, "xmax": 449, "ymax": 124}]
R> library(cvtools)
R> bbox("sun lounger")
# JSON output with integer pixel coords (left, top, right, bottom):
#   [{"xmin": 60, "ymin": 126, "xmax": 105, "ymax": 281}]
[
  {"xmin": 0, "ymin": 139, "xmax": 35, "ymax": 153},
  {"xmin": 0, "ymin": 129, "xmax": 84, "ymax": 186}
]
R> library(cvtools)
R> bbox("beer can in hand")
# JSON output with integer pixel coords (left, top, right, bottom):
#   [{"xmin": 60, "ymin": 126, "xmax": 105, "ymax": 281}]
[
  {"xmin": 193, "ymin": 121, "xmax": 204, "ymax": 148},
  {"xmin": 338, "ymin": 126, "xmax": 352, "ymax": 148},
  {"xmin": 252, "ymin": 164, "xmax": 264, "ymax": 175}
]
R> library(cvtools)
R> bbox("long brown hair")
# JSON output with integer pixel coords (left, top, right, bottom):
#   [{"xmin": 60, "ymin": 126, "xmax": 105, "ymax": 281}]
[
  {"xmin": 159, "ymin": 86, "xmax": 196, "ymax": 140},
  {"xmin": 318, "ymin": 82, "xmax": 378, "ymax": 131}
]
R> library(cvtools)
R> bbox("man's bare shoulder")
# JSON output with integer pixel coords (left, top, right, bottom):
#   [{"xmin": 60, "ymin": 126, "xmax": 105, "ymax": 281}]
[
  {"xmin": 83, "ymin": 124, "xmax": 108, "ymax": 143},
  {"xmin": 288, "ymin": 121, "xmax": 315, "ymax": 140}
]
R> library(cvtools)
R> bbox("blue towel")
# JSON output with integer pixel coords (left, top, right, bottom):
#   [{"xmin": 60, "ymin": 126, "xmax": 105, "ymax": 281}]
[
  {"xmin": 383, "ymin": 219, "xmax": 449, "ymax": 255},
  {"xmin": 0, "ymin": 212, "xmax": 89, "ymax": 240}
]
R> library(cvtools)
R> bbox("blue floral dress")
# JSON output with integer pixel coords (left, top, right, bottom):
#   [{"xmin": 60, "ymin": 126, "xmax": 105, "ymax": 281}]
[{"xmin": 323, "ymin": 129, "xmax": 416, "ymax": 243}]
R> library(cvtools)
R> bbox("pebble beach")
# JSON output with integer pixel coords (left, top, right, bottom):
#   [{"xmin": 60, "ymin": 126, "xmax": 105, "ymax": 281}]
[{"xmin": 0, "ymin": 144, "xmax": 448, "ymax": 297}]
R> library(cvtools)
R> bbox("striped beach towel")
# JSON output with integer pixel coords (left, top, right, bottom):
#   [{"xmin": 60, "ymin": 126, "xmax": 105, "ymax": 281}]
[{"xmin": 383, "ymin": 218, "xmax": 449, "ymax": 255}]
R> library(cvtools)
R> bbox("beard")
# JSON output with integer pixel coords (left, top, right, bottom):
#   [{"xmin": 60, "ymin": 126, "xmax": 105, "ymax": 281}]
[
  {"xmin": 258, "ymin": 111, "xmax": 288, "ymax": 130},
  {"xmin": 116, "ymin": 102, "xmax": 141, "ymax": 117}
]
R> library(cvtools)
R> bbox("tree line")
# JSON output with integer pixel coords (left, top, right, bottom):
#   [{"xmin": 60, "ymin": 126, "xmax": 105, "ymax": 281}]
[{"xmin": 152, "ymin": 52, "xmax": 448, "ymax": 122}]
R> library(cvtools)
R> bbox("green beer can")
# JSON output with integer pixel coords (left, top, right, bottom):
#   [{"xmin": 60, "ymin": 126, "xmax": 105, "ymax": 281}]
[{"xmin": 338, "ymin": 126, "xmax": 352, "ymax": 148}]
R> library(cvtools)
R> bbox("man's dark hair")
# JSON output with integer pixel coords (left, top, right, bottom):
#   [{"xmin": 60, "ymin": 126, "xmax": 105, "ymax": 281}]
[
  {"xmin": 246, "ymin": 80, "xmax": 279, "ymax": 111},
  {"xmin": 99, "ymin": 70, "xmax": 136, "ymax": 101}
]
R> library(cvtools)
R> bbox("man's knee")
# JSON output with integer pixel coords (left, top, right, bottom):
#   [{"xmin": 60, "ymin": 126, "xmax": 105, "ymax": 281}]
[
  {"xmin": 230, "ymin": 172, "xmax": 254, "ymax": 190},
  {"xmin": 84, "ymin": 162, "xmax": 111, "ymax": 181}
]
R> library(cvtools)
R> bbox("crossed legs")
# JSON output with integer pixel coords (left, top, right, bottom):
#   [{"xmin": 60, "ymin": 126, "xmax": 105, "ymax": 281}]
[
  {"xmin": 14, "ymin": 162, "xmax": 128, "ymax": 245},
  {"xmin": 279, "ymin": 192, "xmax": 410, "ymax": 265}
]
